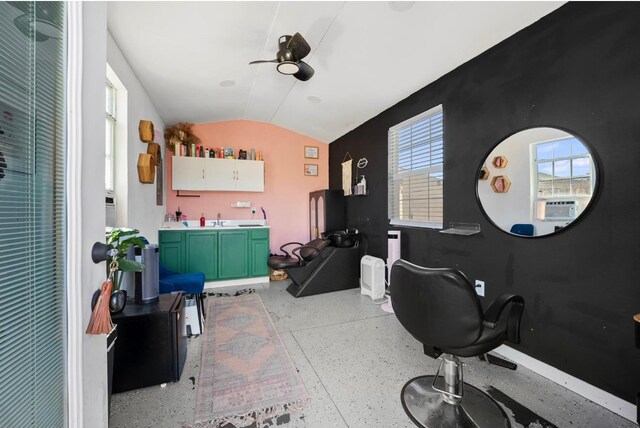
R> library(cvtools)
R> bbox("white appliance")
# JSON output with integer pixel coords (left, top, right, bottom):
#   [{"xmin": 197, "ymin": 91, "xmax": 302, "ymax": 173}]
[
  {"xmin": 383, "ymin": 231, "xmax": 402, "ymax": 313},
  {"xmin": 183, "ymin": 298, "xmax": 202, "ymax": 336},
  {"xmin": 106, "ymin": 194, "xmax": 116, "ymax": 227},
  {"xmin": 387, "ymin": 230, "xmax": 401, "ymax": 280},
  {"xmin": 542, "ymin": 200, "xmax": 577, "ymax": 220},
  {"xmin": 360, "ymin": 256, "xmax": 385, "ymax": 300}
]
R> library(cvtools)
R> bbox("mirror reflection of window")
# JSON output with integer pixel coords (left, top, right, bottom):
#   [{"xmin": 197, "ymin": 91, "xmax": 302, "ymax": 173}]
[
  {"xmin": 477, "ymin": 127, "xmax": 597, "ymax": 237},
  {"xmin": 535, "ymin": 137, "xmax": 592, "ymax": 199}
]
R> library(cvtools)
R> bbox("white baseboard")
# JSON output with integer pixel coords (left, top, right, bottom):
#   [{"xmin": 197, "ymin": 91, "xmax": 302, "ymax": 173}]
[
  {"xmin": 493, "ymin": 345, "xmax": 637, "ymax": 423},
  {"xmin": 204, "ymin": 276, "xmax": 269, "ymax": 290}
]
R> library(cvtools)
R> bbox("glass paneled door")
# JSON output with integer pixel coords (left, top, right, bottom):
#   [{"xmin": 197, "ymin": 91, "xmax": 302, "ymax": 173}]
[{"xmin": 0, "ymin": 2, "xmax": 66, "ymax": 426}]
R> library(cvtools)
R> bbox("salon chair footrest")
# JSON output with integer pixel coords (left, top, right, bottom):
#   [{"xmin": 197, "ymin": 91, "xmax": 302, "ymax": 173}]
[{"xmin": 479, "ymin": 353, "xmax": 518, "ymax": 370}]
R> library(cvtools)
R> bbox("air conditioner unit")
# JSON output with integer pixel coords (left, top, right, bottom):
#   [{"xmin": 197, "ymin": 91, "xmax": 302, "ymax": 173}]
[
  {"xmin": 541, "ymin": 200, "xmax": 577, "ymax": 221},
  {"xmin": 106, "ymin": 194, "xmax": 116, "ymax": 227},
  {"xmin": 360, "ymin": 256, "xmax": 385, "ymax": 300}
]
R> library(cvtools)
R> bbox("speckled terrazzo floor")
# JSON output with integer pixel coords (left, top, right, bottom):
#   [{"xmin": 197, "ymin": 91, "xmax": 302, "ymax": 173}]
[{"xmin": 109, "ymin": 281, "xmax": 636, "ymax": 428}]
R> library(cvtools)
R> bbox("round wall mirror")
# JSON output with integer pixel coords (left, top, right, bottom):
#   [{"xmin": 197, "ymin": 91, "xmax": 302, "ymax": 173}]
[{"xmin": 477, "ymin": 127, "xmax": 597, "ymax": 237}]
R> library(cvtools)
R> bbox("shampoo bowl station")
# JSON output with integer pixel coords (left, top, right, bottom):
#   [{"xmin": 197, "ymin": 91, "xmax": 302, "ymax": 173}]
[{"xmin": 268, "ymin": 229, "xmax": 361, "ymax": 298}]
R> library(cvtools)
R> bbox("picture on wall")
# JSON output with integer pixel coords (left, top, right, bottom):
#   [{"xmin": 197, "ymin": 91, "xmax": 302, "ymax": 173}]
[
  {"xmin": 304, "ymin": 146, "xmax": 319, "ymax": 159},
  {"xmin": 304, "ymin": 164, "xmax": 318, "ymax": 176}
]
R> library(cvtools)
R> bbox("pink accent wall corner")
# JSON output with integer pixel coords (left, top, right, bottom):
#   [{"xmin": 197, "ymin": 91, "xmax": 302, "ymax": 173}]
[{"xmin": 165, "ymin": 120, "xmax": 328, "ymax": 251}]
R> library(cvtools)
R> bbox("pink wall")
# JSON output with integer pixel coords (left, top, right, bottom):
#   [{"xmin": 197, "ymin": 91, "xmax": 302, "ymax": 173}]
[{"xmin": 165, "ymin": 120, "xmax": 328, "ymax": 251}]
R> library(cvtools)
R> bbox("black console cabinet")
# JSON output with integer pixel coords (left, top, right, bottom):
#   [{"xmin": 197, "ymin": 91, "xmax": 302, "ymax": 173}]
[{"xmin": 111, "ymin": 292, "xmax": 187, "ymax": 393}]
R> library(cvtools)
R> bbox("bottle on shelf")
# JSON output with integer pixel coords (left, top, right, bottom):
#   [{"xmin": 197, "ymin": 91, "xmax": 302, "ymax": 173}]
[{"xmin": 360, "ymin": 175, "xmax": 367, "ymax": 194}]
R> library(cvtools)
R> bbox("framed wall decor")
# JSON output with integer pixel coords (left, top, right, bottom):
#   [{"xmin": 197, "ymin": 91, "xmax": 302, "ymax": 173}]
[
  {"xmin": 304, "ymin": 145, "xmax": 319, "ymax": 159},
  {"xmin": 304, "ymin": 164, "xmax": 318, "ymax": 176},
  {"xmin": 492, "ymin": 155, "xmax": 508, "ymax": 168},
  {"xmin": 490, "ymin": 175, "xmax": 511, "ymax": 193}
]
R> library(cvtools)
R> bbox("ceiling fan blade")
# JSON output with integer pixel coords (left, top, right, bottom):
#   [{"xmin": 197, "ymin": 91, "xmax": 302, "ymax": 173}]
[
  {"xmin": 287, "ymin": 32, "xmax": 311, "ymax": 61},
  {"xmin": 294, "ymin": 61, "xmax": 314, "ymax": 81},
  {"xmin": 249, "ymin": 59, "xmax": 278, "ymax": 65}
]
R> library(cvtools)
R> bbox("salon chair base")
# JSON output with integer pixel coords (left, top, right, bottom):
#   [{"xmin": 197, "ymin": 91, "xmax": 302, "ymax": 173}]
[{"xmin": 402, "ymin": 375, "xmax": 510, "ymax": 428}]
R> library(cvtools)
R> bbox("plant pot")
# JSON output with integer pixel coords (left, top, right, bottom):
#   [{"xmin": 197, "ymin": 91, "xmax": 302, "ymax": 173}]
[{"xmin": 109, "ymin": 290, "xmax": 127, "ymax": 314}]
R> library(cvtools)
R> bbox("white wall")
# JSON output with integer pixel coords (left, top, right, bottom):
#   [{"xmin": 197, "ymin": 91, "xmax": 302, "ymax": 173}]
[
  {"xmin": 107, "ymin": 32, "xmax": 166, "ymax": 241},
  {"xmin": 78, "ymin": 7, "xmax": 168, "ymax": 426},
  {"xmin": 81, "ymin": 3, "xmax": 109, "ymax": 427}
]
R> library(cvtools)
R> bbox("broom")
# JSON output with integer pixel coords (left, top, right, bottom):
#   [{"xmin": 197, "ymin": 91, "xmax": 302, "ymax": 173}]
[{"xmin": 86, "ymin": 261, "xmax": 117, "ymax": 335}]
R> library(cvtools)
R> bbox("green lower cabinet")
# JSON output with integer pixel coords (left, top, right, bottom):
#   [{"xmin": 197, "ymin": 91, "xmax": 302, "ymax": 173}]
[
  {"xmin": 218, "ymin": 230, "xmax": 249, "ymax": 279},
  {"xmin": 250, "ymin": 238, "xmax": 270, "ymax": 277},
  {"xmin": 159, "ymin": 232, "xmax": 184, "ymax": 273},
  {"xmin": 186, "ymin": 231, "xmax": 218, "ymax": 280},
  {"xmin": 159, "ymin": 228, "xmax": 269, "ymax": 281}
]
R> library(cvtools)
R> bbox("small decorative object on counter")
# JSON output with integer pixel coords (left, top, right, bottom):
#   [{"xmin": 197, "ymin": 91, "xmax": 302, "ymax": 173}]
[
  {"xmin": 200, "ymin": 213, "xmax": 206, "ymax": 227},
  {"xmin": 199, "ymin": 145, "xmax": 204, "ymax": 157},
  {"xmin": 209, "ymin": 148, "xmax": 214, "ymax": 158},
  {"xmin": 250, "ymin": 148, "xmax": 255, "ymax": 160},
  {"xmin": 175, "ymin": 207, "xmax": 182, "ymax": 222},
  {"xmin": 191, "ymin": 144, "xmax": 196, "ymax": 157},
  {"xmin": 239, "ymin": 149, "xmax": 247, "ymax": 160}
]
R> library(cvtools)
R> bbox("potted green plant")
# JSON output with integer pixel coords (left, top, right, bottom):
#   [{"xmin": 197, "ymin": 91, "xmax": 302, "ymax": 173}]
[{"xmin": 105, "ymin": 227, "xmax": 146, "ymax": 312}]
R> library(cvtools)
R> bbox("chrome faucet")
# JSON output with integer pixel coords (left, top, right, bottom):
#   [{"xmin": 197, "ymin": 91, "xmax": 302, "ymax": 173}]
[{"xmin": 217, "ymin": 213, "xmax": 222, "ymax": 226}]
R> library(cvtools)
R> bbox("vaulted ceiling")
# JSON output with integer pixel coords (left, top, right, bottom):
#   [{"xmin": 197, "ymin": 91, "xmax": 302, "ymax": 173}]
[{"xmin": 107, "ymin": 1, "xmax": 563, "ymax": 143}]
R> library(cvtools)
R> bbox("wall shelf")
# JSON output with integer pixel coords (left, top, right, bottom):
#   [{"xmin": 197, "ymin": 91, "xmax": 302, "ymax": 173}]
[{"xmin": 439, "ymin": 222, "xmax": 481, "ymax": 236}]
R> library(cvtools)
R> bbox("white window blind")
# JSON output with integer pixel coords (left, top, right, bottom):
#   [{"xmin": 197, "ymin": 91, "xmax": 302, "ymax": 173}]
[
  {"xmin": 0, "ymin": 2, "xmax": 66, "ymax": 426},
  {"xmin": 388, "ymin": 105, "xmax": 444, "ymax": 228}
]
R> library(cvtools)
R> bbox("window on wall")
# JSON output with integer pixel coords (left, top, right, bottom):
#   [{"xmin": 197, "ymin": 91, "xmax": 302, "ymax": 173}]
[
  {"xmin": 388, "ymin": 105, "xmax": 444, "ymax": 228},
  {"xmin": 105, "ymin": 79, "xmax": 116, "ymax": 192},
  {"xmin": 535, "ymin": 137, "xmax": 593, "ymax": 198}
]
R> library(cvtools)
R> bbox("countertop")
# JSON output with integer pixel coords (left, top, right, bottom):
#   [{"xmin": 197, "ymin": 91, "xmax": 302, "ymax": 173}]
[{"xmin": 159, "ymin": 220, "xmax": 269, "ymax": 231}]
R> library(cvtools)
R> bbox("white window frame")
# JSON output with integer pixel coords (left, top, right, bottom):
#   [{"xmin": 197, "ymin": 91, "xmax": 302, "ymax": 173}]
[
  {"xmin": 532, "ymin": 136, "xmax": 594, "ymax": 200},
  {"xmin": 105, "ymin": 78, "xmax": 116, "ymax": 193},
  {"xmin": 388, "ymin": 104, "xmax": 444, "ymax": 229}
]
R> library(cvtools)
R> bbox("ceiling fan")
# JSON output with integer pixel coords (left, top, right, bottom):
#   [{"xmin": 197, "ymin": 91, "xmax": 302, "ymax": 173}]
[{"xmin": 249, "ymin": 33, "xmax": 315, "ymax": 81}]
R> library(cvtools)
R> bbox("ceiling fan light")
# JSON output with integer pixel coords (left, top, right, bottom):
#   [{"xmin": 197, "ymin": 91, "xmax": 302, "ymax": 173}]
[{"xmin": 277, "ymin": 62, "xmax": 299, "ymax": 75}]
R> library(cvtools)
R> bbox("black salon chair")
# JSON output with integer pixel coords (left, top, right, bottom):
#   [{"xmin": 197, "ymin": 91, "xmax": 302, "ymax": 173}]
[{"xmin": 390, "ymin": 259, "xmax": 525, "ymax": 428}]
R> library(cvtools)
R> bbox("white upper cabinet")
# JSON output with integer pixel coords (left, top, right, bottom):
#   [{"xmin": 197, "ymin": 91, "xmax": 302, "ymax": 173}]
[
  {"xmin": 172, "ymin": 157, "xmax": 205, "ymax": 190},
  {"xmin": 205, "ymin": 158, "xmax": 236, "ymax": 191},
  {"xmin": 172, "ymin": 157, "xmax": 264, "ymax": 192},
  {"xmin": 234, "ymin": 160, "xmax": 264, "ymax": 192}
]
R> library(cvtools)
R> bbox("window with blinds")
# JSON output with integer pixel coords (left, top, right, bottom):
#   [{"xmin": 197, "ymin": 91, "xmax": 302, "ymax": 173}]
[
  {"xmin": 0, "ymin": 2, "xmax": 66, "ymax": 426},
  {"xmin": 388, "ymin": 105, "xmax": 444, "ymax": 228}
]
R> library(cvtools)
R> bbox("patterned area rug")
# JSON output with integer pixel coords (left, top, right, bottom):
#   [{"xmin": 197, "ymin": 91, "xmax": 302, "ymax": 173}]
[{"xmin": 192, "ymin": 294, "xmax": 309, "ymax": 428}]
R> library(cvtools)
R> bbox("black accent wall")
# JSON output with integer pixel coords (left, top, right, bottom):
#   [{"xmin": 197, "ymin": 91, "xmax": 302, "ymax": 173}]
[{"xmin": 329, "ymin": 3, "xmax": 640, "ymax": 403}]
